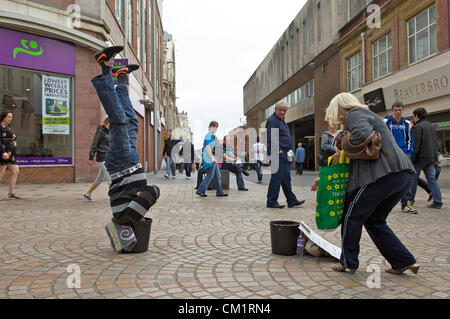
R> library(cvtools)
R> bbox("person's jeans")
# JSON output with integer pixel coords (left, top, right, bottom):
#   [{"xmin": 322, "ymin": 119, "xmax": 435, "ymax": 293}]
[
  {"xmin": 91, "ymin": 73, "xmax": 139, "ymax": 175},
  {"xmin": 185, "ymin": 163, "xmax": 192, "ymax": 177},
  {"xmin": 197, "ymin": 163, "xmax": 225, "ymax": 195},
  {"xmin": 267, "ymin": 152, "xmax": 298, "ymax": 206},
  {"xmin": 435, "ymin": 165, "xmax": 442, "ymax": 181},
  {"xmin": 165, "ymin": 156, "xmax": 176, "ymax": 176},
  {"xmin": 410, "ymin": 163, "xmax": 443, "ymax": 206},
  {"xmin": 296, "ymin": 162, "xmax": 304, "ymax": 175},
  {"xmin": 251, "ymin": 161, "xmax": 263, "ymax": 182},
  {"xmin": 222, "ymin": 163, "xmax": 245, "ymax": 189}
]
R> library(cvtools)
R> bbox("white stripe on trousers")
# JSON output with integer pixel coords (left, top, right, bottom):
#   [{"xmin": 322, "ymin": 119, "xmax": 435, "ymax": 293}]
[{"xmin": 341, "ymin": 186, "xmax": 367, "ymax": 269}]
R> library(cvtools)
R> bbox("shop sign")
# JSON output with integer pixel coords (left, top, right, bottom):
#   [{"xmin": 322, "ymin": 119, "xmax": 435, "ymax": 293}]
[
  {"xmin": 0, "ymin": 27, "xmax": 75, "ymax": 75},
  {"xmin": 42, "ymin": 75, "xmax": 71, "ymax": 135},
  {"xmin": 384, "ymin": 63, "xmax": 450, "ymax": 107},
  {"xmin": 16, "ymin": 157, "xmax": 72, "ymax": 166}
]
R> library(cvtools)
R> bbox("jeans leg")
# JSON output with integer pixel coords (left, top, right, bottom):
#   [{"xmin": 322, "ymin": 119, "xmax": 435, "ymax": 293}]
[
  {"xmin": 185, "ymin": 163, "xmax": 192, "ymax": 177},
  {"xmin": 196, "ymin": 168, "xmax": 204, "ymax": 188},
  {"xmin": 91, "ymin": 73, "xmax": 137, "ymax": 174},
  {"xmin": 256, "ymin": 161, "xmax": 262, "ymax": 182},
  {"xmin": 409, "ymin": 164, "xmax": 423, "ymax": 203},
  {"xmin": 435, "ymin": 165, "xmax": 441, "ymax": 180},
  {"xmin": 423, "ymin": 164, "xmax": 442, "ymax": 205},
  {"xmin": 115, "ymin": 84, "xmax": 138, "ymax": 153},
  {"xmin": 198, "ymin": 166, "xmax": 215, "ymax": 194},
  {"xmin": 267, "ymin": 155, "xmax": 282, "ymax": 205},
  {"xmin": 280, "ymin": 155, "xmax": 297, "ymax": 205},
  {"xmin": 166, "ymin": 157, "xmax": 172, "ymax": 176},
  {"xmin": 213, "ymin": 164, "xmax": 225, "ymax": 195}
]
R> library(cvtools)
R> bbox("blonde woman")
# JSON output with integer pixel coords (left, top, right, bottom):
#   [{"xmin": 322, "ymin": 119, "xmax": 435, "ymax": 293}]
[{"xmin": 321, "ymin": 93, "xmax": 419, "ymax": 275}]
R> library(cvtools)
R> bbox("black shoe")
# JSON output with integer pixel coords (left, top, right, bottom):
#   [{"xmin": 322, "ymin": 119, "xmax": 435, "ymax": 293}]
[
  {"xmin": 427, "ymin": 194, "xmax": 433, "ymax": 202},
  {"xmin": 242, "ymin": 170, "xmax": 250, "ymax": 177},
  {"xmin": 288, "ymin": 200, "xmax": 306, "ymax": 208},
  {"xmin": 196, "ymin": 192, "xmax": 207, "ymax": 198},
  {"xmin": 267, "ymin": 203, "xmax": 285, "ymax": 209},
  {"xmin": 216, "ymin": 193, "xmax": 228, "ymax": 197},
  {"xmin": 238, "ymin": 188, "xmax": 249, "ymax": 191},
  {"xmin": 95, "ymin": 46, "xmax": 124, "ymax": 64},
  {"xmin": 428, "ymin": 203, "xmax": 442, "ymax": 209},
  {"xmin": 112, "ymin": 64, "xmax": 140, "ymax": 77}
]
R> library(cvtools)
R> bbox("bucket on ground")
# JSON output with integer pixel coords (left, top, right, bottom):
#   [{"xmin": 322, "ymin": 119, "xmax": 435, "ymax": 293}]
[
  {"xmin": 270, "ymin": 220, "xmax": 300, "ymax": 256},
  {"xmin": 129, "ymin": 218, "xmax": 152, "ymax": 253}
]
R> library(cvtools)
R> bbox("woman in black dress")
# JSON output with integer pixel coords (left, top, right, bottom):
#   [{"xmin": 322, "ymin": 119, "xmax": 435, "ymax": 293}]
[{"xmin": 0, "ymin": 109, "xmax": 21, "ymax": 200}]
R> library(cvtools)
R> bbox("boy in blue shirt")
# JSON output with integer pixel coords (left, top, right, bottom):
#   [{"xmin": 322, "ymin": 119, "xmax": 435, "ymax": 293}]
[{"xmin": 196, "ymin": 121, "xmax": 228, "ymax": 197}]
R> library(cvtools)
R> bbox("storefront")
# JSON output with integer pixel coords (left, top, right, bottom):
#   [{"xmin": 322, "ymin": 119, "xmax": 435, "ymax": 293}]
[{"xmin": 0, "ymin": 27, "xmax": 76, "ymax": 182}]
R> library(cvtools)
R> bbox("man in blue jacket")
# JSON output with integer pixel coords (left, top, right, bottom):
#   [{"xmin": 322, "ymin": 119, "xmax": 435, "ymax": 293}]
[
  {"xmin": 295, "ymin": 143, "xmax": 305, "ymax": 175},
  {"xmin": 266, "ymin": 101, "xmax": 305, "ymax": 209},
  {"xmin": 383, "ymin": 101, "xmax": 416, "ymax": 213}
]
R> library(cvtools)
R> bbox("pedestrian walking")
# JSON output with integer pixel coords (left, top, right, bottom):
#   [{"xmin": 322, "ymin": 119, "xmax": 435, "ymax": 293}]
[
  {"xmin": 295, "ymin": 143, "xmax": 305, "ymax": 175},
  {"xmin": 0, "ymin": 109, "xmax": 21, "ymax": 200},
  {"xmin": 318, "ymin": 124, "xmax": 340, "ymax": 167},
  {"xmin": 83, "ymin": 117, "xmax": 111, "ymax": 202},
  {"xmin": 383, "ymin": 101, "xmax": 416, "ymax": 213},
  {"xmin": 408, "ymin": 108, "xmax": 443, "ymax": 210},
  {"xmin": 222, "ymin": 135, "xmax": 248, "ymax": 191},
  {"xmin": 250, "ymin": 136, "xmax": 266, "ymax": 184},
  {"xmin": 320, "ymin": 92, "xmax": 419, "ymax": 275},
  {"xmin": 196, "ymin": 121, "xmax": 227, "ymax": 197},
  {"xmin": 180, "ymin": 137, "xmax": 194, "ymax": 180},
  {"xmin": 91, "ymin": 46, "xmax": 159, "ymax": 252},
  {"xmin": 266, "ymin": 101, "xmax": 305, "ymax": 209},
  {"xmin": 287, "ymin": 149, "xmax": 295, "ymax": 170},
  {"xmin": 163, "ymin": 132, "xmax": 179, "ymax": 179}
]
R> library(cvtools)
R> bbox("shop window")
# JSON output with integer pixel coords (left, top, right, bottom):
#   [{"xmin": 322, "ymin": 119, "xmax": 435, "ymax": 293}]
[
  {"xmin": 372, "ymin": 33, "xmax": 392, "ymax": 80},
  {"xmin": 347, "ymin": 52, "xmax": 361, "ymax": 92},
  {"xmin": 408, "ymin": 4, "xmax": 436, "ymax": 64},
  {"xmin": 0, "ymin": 66, "xmax": 73, "ymax": 165}
]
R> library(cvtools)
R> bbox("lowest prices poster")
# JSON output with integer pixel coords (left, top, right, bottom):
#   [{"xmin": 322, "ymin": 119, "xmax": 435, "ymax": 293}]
[{"xmin": 42, "ymin": 75, "xmax": 70, "ymax": 134}]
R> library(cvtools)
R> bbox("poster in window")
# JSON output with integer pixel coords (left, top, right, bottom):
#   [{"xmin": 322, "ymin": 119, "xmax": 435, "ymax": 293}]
[{"xmin": 42, "ymin": 75, "xmax": 70, "ymax": 135}]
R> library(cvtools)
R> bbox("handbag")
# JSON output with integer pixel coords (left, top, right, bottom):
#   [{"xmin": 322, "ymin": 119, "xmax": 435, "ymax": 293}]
[
  {"xmin": 340, "ymin": 131, "xmax": 383, "ymax": 160},
  {"xmin": 316, "ymin": 151, "xmax": 349, "ymax": 230}
]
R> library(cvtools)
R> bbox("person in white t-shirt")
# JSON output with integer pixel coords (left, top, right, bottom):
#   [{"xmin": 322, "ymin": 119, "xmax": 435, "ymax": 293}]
[{"xmin": 250, "ymin": 137, "xmax": 266, "ymax": 184}]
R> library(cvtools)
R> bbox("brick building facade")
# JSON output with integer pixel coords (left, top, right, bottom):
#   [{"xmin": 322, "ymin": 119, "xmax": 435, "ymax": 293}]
[{"xmin": 0, "ymin": 0, "xmax": 166, "ymax": 184}]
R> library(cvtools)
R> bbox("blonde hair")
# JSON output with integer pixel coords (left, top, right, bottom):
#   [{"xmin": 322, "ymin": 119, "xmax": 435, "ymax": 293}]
[{"xmin": 325, "ymin": 93, "xmax": 368, "ymax": 125}]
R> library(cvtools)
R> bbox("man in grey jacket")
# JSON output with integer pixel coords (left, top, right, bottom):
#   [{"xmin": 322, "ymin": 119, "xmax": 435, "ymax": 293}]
[{"xmin": 409, "ymin": 108, "xmax": 443, "ymax": 209}]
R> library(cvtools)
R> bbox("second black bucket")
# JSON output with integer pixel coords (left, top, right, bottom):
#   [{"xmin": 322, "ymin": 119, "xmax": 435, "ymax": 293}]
[
  {"xmin": 270, "ymin": 220, "xmax": 300, "ymax": 256},
  {"xmin": 129, "ymin": 218, "xmax": 152, "ymax": 253}
]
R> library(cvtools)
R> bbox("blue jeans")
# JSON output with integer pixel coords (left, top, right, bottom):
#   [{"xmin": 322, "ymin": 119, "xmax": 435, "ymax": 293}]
[
  {"xmin": 197, "ymin": 163, "xmax": 225, "ymax": 195},
  {"xmin": 165, "ymin": 156, "xmax": 176, "ymax": 176},
  {"xmin": 222, "ymin": 163, "xmax": 245, "ymax": 189},
  {"xmin": 267, "ymin": 152, "xmax": 297, "ymax": 206},
  {"xmin": 341, "ymin": 171, "xmax": 416, "ymax": 270},
  {"xmin": 410, "ymin": 163, "xmax": 443, "ymax": 206},
  {"xmin": 91, "ymin": 73, "xmax": 139, "ymax": 175},
  {"xmin": 251, "ymin": 161, "xmax": 263, "ymax": 182}
]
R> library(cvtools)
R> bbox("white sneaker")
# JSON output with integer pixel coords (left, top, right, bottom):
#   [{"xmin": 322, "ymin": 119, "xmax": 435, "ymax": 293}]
[
  {"xmin": 186, "ymin": 176, "xmax": 191, "ymax": 180},
  {"xmin": 164, "ymin": 174, "xmax": 169, "ymax": 179}
]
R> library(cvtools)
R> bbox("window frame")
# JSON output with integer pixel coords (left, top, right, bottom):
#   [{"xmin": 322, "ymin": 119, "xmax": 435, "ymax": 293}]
[
  {"xmin": 372, "ymin": 33, "xmax": 392, "ymax": 80},
  {"xmin": 407, "ymin": 4, "xmax": 437, "ymax": 65},
  {"xmin": 347, "ymin": 52, "xmax": 362, "ymax": 92}
]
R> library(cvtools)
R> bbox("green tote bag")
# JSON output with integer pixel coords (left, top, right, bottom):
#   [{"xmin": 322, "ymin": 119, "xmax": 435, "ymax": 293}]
[{"xmin": 315, "ymin": 152, "xmax": 349, "ymax": 230}]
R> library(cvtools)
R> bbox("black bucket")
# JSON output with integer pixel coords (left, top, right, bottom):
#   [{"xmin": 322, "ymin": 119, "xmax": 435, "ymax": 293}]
[
  {"xmin": 270, "ymin": 220, "xmax": 300, "ymax": 256},
  {"xmin": 129, "ymin": 218, "xmax": 152, "ymax": 253}
]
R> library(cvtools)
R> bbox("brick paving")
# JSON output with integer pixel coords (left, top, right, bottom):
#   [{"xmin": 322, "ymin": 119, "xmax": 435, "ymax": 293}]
[{"xmin": 0, "ymin": 170, "xmax": 449, "ymax": 299}]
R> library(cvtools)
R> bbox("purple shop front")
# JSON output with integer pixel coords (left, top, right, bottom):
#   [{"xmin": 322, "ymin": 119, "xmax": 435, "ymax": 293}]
[{"xmin": 0, "ymin": 27, "xmax": 75, "ymax": 75}]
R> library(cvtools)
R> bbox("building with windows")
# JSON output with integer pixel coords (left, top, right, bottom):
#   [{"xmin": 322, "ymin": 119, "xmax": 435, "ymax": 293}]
[
  {"xmin": 0, "ymin": 0, "xmax": 166, "ymax": 183},
  {"xmin": 338, "ymin": 0, "xmax": 450, "ymax": 179},
  {"xmin": 244, "ymin": 0, "xmax": 373, "ymax": 170}
]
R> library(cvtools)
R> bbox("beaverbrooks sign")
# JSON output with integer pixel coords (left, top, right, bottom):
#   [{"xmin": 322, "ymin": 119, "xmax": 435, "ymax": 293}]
[
  {"xmin": 0, "ymin": 27, "xmax": 75, "ymax": 75},
  {"xmin": 383, "ymin": 63, "xmax": 450, "ymax": 107}
]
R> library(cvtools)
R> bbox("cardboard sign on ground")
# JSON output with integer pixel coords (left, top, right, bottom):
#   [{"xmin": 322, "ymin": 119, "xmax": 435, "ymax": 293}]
[{"xmin": 299, "ymin": 221, "xmax": 341, "ymax": 260}]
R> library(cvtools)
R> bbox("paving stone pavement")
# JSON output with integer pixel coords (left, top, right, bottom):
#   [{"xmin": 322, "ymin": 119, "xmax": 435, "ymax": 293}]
[{"xmin": 0, "ymin": 171, "xmax": 449, "ymax": 299}]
